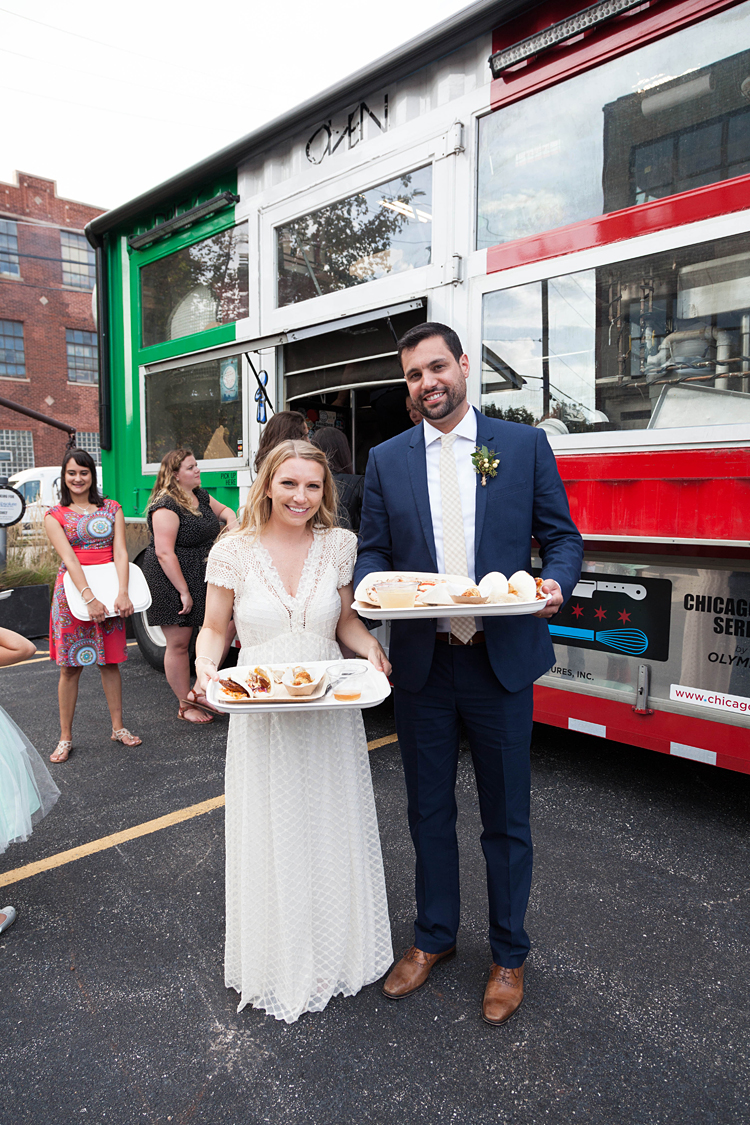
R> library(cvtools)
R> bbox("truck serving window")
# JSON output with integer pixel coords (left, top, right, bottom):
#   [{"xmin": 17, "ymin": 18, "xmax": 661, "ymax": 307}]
[
  {"xmin": 143, "ymin": 353, "xmax": 244, "ymax": 467},
  {"xmin": 477, "ymin": 3, "xmax": 750, "ymax": 249},
  {"xmin": 139, "ymin": 222, "xmax": 249, "ymax": 348},
  {"xmin": 276, "ymin": 166, "xmax": 432, "ymax": 307},
  {"xmin": 481, "ymin": 231, "xmax": 750, "ymax": 434}
]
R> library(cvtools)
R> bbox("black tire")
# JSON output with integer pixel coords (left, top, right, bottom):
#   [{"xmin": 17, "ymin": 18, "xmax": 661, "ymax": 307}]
[{"xmin": 132, "ymin": 607, "xmax": 167, "ymax": 672}]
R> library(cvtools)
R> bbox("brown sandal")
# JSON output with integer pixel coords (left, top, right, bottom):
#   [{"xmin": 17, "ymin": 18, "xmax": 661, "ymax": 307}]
[{"xmin": 178, "ymin": 701, "xmax": 214, "ymax": 724}]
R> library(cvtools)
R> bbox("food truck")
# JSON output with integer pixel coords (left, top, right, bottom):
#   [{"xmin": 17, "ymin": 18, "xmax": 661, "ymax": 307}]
[{"xmin": 86, "ymin": 0, "xmax": 750, "ymax": 772}]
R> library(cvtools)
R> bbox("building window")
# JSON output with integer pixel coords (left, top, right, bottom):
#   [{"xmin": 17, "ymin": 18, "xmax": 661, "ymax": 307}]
[
  {"xmin": 66, "ymin": 329, "xmax": 98, "ymax": 383},
  {"xmin": 277, "ymin": 166, "xmax": 433, "ymax": 307},
  {"xmin": 76, "ymin": 431, "xmax": 101, "ymax": 463},
  {"xmin": 477, "ymin": 7, "xmax": 750, "ymax": 249},
  {"xmin": 0, "ymin": 430, "xmax": 34, "ymax": 475},
  {"xmin": 0, "ymin": 220, "xmax": 20, "ymax": 277},
  {"xmin": 0, "ymin": 320, "xmax": 25, "ymax": 378},
  {"xmin": 480, "ymin": 229, "xmax": 750, "ymax": 435},
  {"xmin": 139, "ymin": 222, "xmax": 249, "ymax": 349},
  {"xmin": 61, "ymin": 231, "xmax": 96, "ymax": 289}
]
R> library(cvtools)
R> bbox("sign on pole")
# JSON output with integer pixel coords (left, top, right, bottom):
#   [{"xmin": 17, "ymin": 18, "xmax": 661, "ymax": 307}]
[{"xmin": 0, "ymin": 485, "xmax": 25, "ymax": 528}]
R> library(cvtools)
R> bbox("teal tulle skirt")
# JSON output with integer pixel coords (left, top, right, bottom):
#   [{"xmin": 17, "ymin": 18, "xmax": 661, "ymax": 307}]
[{"xmin": 0, "ymin": 704, "xmax": 60, "ymax": 854}]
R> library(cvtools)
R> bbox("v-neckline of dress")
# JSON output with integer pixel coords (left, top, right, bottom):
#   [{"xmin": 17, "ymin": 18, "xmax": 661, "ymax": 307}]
[{"xmin": 257, "ymin": 531, "xmax": 319, "ymax": 603}]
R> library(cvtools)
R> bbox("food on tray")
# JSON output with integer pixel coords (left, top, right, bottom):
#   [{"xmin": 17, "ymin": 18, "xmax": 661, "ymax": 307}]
[
  {"xmin": 355, "ymin": 569, "xmax": 547, "ymax": 610},
  {"xmin": 281, "ymin": 664, "xmax": 326, "ymax": 697},
  {"xmin": 373, "ymin": 580, "xmax": 419, "ymax": 609},
  {"xmin": 246, "ymin": 667, "xmax": 272, "ymax": 694},
  {"xmin": 507, "ymin": 571, "xmax": 539, "ymax": 602},
  {"xmin": 416, "ymin": 582, "xmax": 453, "ymax": 606},
  {"xmin": 219, "ymin": 677, "xmax": 252, "ymax": 700},
  {"xmin": 359, "ymin": 573, "xmax": 424, "ymax": 607},
  {"xmin": 446, "ymin": 581, "xmax": 489, "ymax": 605},
  {"xmin": 478, "ymin": 571, "xmax": 509, "ymax": 601}
]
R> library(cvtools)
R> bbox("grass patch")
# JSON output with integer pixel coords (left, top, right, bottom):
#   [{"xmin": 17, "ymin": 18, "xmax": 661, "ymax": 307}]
[{"xmin": 1, "ymin": 512, "xmax": 59, "ymax": 601}]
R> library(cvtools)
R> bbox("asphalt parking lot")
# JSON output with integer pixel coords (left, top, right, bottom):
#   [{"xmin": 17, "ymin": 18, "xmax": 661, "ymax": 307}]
[{"xmin": 1, "ymin": 645, "xmax": 749, "ymax": 1125}]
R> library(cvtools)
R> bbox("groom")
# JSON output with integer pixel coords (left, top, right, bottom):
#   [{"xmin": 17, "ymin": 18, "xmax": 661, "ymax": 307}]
[{"xmin": 355, "ymin": 322, "xmax": 583, "ymax": 1024}]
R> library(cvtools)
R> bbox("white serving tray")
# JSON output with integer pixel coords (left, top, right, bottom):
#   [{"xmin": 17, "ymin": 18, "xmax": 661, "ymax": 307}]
[
  {"xmin": 353, "ymin": 596, "xmax": 549, "ymax": 621},
  {"xmin": 206, "ymin": 660, "xmax": 391, "ymax": 714},
  {"xmin": 64, "ymin": 562, "xmax": 152, "ymax": 620}
]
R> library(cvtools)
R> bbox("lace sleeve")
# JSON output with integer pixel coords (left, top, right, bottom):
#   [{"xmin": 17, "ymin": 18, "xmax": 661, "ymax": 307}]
[
  {"xmin": 335, "ymin": 529, "xmax": 358, "ymax": 589},
  {"xmin": 206, "ymin": 538, "xmax": 242, "ymax": 592}
]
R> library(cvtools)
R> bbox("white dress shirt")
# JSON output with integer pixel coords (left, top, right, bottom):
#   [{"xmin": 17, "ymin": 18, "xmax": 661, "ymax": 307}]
[{"xmin": 423, "ymin": 407, "xmax": 477, "ymax": 632}]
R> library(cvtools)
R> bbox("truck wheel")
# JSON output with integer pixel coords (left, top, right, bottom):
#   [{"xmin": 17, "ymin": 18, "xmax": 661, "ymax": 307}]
[
  {"xmin": 131, "ymin": 552, "xmax": 166, "ymax": 671},
  {"xmin": 132, "ymin": 608, "xmax": 167, "ymax": 672}
]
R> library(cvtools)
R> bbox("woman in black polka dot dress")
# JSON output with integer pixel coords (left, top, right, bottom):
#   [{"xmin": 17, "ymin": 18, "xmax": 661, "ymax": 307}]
[{"xmin": 141, "ymin": 449, "xmax": 237, "ymax": 724}]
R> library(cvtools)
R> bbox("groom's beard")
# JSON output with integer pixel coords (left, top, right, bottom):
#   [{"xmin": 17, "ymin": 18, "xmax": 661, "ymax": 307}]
[{"xmin": 415, "ymin": 381, "xmax": 466, "ymax": 421}]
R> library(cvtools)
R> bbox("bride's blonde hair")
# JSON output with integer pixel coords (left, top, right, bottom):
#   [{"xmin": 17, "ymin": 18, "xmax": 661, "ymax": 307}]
[{"xmin": 232, "ymin": 439, "xmax": 337, "ymax": 540}]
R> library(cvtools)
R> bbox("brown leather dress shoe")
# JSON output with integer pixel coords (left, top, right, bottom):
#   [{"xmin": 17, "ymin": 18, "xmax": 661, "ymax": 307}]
[
  {"xmin": 482, "ymin": 962, "xmax": 524, "ymax": 1025},
  {"xmin": 382, "ymin": 945, "xmax": 456, "ymax": 999}
]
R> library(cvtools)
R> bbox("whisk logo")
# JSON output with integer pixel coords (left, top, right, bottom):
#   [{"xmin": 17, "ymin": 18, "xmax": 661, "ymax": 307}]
[{"xmin": 543, "ymin": 572, "xmax": 672, "ymax": 662}]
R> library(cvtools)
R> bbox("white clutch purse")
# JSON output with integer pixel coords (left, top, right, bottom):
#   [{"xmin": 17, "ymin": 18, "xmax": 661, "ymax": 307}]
[{"xmin": 63, "ymin": 562, "xmax": 152, "ymax": 620}]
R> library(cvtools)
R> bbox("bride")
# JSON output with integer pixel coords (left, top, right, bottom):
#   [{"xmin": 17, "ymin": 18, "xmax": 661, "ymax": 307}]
[{"xmin": 192, "ymin": 439, "xmax": 393, "ymax": 1022}]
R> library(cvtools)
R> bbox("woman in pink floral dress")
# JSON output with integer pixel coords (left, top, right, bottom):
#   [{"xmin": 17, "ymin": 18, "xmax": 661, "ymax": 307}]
[{"xmin": 45, "ymin": 449, "xmax": 141, "ymax": 763}]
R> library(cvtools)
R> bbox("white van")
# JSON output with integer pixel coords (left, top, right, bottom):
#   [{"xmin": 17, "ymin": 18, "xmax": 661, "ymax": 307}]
[{"xmin": 8, "ymin": 465, "xmax": 103, "ymax": 531}]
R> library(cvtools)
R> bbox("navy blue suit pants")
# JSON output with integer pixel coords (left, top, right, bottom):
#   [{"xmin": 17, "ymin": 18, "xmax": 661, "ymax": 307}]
[{"xmin": 394, "ymin": 641, "xmax": 533, "ymax": 968}]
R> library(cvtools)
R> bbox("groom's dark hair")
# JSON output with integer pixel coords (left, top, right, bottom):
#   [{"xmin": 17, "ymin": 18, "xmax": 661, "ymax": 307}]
[{"xmin": 397, "ymin": 322, "xmax": 464, "ymax": 370}]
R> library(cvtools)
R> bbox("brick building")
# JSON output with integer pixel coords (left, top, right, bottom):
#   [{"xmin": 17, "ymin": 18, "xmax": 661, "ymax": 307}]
[{"xmin": 0, "ymin": 171, "xmax": 105, "ymax": 474}]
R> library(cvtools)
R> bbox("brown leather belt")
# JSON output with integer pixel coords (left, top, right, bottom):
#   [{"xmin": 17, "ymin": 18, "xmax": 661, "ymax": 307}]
[{"xmin": 435, "ymin": 631, "xmax": 486, "ymax": 646}]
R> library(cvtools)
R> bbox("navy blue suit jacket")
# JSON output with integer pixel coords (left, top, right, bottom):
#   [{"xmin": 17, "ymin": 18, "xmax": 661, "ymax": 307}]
[{"xmin": 354, "ymin": 409, "xmax": 584, "ymax": 694}]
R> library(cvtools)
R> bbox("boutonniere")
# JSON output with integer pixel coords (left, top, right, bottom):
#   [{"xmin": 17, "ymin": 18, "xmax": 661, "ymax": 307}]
[{"xmin": 471, "ymin": 445, "xmax": 499, "ymax": 486}]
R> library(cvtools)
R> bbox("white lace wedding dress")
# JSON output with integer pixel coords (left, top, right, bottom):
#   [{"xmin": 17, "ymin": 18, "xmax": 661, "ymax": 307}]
[{"xmin": 206, "ymin": 526, "xmax": 393, "ymax": 1023}]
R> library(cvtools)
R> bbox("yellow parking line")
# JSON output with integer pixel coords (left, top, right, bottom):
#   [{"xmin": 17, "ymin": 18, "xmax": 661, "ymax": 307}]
[
  {"xmin": 0, "ymin": 732, "xmax": 399, "ymax": 888},
  {"xmin": 0, "ymin": 795, "xmax": 226, "ymax": 888},
  {"xmin": 368, "ymin": 733, "xmax": 399, "ymax": 750}
]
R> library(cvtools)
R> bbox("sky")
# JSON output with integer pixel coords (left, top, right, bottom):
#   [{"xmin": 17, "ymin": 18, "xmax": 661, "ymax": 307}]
[{"xmin": 0, "ymin": 0, "xmax": 473, "ymax": 215}]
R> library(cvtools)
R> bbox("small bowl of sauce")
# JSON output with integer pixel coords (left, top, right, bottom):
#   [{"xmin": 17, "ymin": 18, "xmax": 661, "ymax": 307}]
[
  {"xmin": 328, "ymin": 660, "xmax": 370, "ymax": 702},
  {"xmin": 373, "ymin": 580, "xmax": 419, "ymax": 609}
]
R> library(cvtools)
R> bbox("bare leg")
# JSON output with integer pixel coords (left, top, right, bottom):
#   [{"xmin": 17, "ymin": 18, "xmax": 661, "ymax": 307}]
[
  {"xmin": 51, "ymin": 664, "xmax": 83, "ymax": 761},
  {"xmin": 99, "ymin": 663, "xmax": 141, "ymax": 745},
  {"xmin": 58, "ymin": 665, "xmax": 82, "ymax": 740},
  {"xmin": 162, "ymin": 625, "xmax": 210, "ymax": 723},
  {"xmin": 99, "ymin": 662, "xmax": 123, "ymax": 729}
]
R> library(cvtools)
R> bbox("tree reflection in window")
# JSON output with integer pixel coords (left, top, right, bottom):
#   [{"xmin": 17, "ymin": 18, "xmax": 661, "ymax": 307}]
[
  {"xmin": 140, "ymin": 223, "xmax": 249, "ymax": 348},
  {"xmin": 277, "ymin": 166, "xmax": 432, "ymax": 307}
]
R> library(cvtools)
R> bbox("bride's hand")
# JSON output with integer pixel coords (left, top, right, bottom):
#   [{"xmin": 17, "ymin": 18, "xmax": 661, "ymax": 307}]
[
  {"xmin": 366, "ymin": 642, "xmax": 392, "ymax": 678},
  {"xmin": 194, "ymin": 658, "xmax": 219, "ymax": 694}
]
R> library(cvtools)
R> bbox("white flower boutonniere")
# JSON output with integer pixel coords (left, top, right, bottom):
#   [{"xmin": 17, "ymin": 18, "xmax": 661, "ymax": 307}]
[{"xmin": 471, "ymin": 444, "xmax": 499, "ymax": 486}]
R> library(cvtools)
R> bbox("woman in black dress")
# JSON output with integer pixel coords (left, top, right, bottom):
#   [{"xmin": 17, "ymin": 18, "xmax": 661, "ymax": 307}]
[{"xmin": 141, "ymin": 449, "xmax": 237, "ymax": 724}]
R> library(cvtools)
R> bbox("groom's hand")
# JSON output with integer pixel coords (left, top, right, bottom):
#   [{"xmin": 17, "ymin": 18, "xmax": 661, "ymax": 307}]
[{"xmin": 535, "ymin": 579, "xmax": 563, "ymax": 618}]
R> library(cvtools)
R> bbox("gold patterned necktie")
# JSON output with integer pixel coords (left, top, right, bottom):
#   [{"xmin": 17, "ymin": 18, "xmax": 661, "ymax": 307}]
[{"xmin": 439, "ymin": 433, "xmax": 475, "ymax": 644}]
